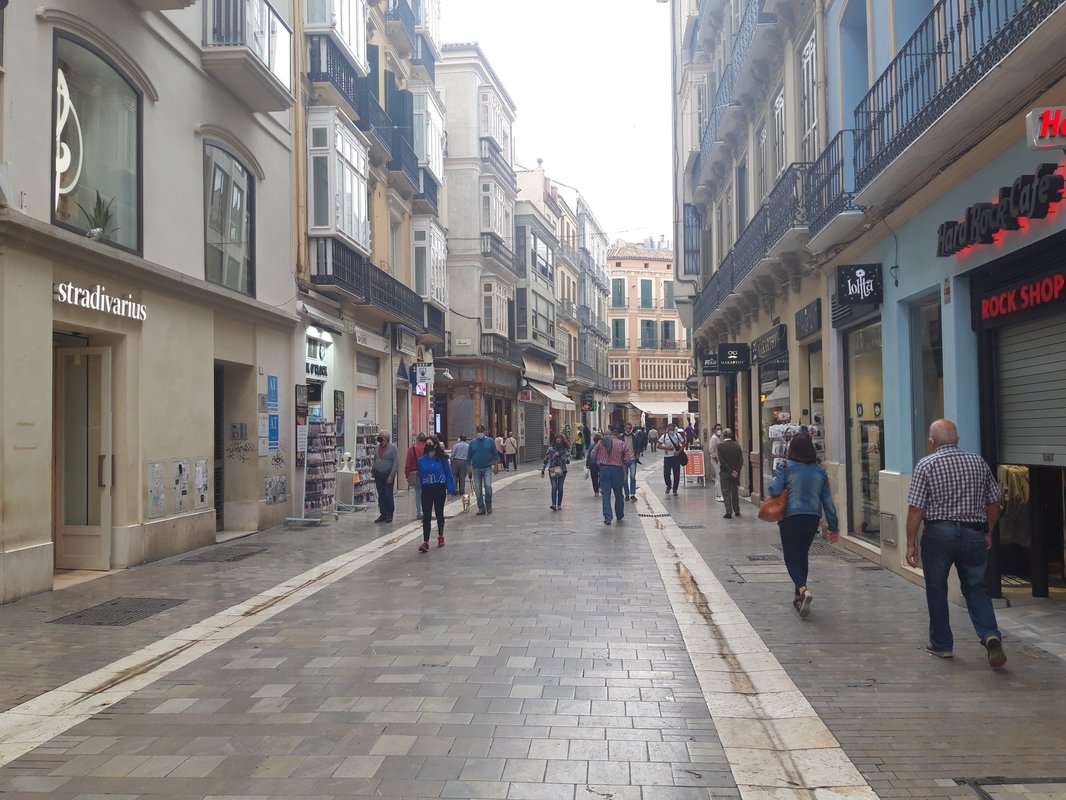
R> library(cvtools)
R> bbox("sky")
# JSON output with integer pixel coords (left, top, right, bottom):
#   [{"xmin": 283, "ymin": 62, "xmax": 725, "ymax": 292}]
[{"xmin": 439, "ymin": 0, "xmax": 673, "ymax": 247}]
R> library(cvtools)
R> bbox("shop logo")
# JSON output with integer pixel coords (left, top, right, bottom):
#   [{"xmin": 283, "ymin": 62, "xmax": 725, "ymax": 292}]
[
  {"xmin": 936, "ymin": 163, "xmax": 1064, "ymax": 257},
  {"xmin": 716, "ymin": 342, "xmax": 750, "ymax": 373},
  {"xmin": 1026, "ymin": 107, "xmax": 1066, "ymax": 150},
  {"xmin": 980, "ymin": 273, "xmax": 1066, "ymax": 321},
  {"xmin": 306, "ymin": 363, "xmax": 328, "ymax": 377},
  {"xmin": 54, "ymin": 281, "xmax": 147, "ymax": 321},
  {"xmin": 836, "ymin": 265, "xmax": 882, "ymax": 305},
  {"xmin": 54, "ymin": 68, "xmax": 83, "ymax": 211}
]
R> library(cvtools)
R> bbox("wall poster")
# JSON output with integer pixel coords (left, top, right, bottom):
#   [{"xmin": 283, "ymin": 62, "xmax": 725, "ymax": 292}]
[
  {"xmin": 334, "ymin": 390, "xmax": 345, "ymax": 453},
  {"xmin": 173, "ymin": 459, "xmax": 190, "ymax": 514},
  {"xmin": 148, "ymin": 461, "xmax": 165, "ymax": 520},
  {"xmin": 194, "ymin": 457, "xmax": 209, "ymax": 510},
  {"xmin": 295, "ymin": 384, "xmax": 308, "ymax": 468},
  {"xmin": 265, "ymin": 475, "xmax": 288, "ymax": 504}
]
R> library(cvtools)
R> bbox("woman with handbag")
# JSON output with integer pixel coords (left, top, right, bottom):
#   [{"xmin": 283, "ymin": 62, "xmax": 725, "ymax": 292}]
[
  {"xmin": 764, "ymin": 433, "xmax": 839, "ymax": 618},
  {"xmin": 541, "ymin": 435, "xmax": 571, "ymax": 510}
]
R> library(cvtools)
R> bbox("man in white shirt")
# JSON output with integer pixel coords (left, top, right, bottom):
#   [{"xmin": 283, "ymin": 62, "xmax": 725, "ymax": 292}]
[
  {"xmin": 661, "ymin": 422, "xmax": 685, "ymax": 495},
  {"xmin": 708, "ymin": 424, "xmax": 724, "ymax": 501}
]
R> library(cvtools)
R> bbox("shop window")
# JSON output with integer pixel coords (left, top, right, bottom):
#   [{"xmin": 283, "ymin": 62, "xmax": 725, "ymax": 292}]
[
  {"xmin": 845, "ymin": 321, "xmax": 884, "ymax": 546},
  {"xmin": 53, "ymin": 34, "xmax": 141, "ymax": 252},
  {"xmin": 911, "ymin": 299, "xmax": 944, "ymax": 463},
  {"xmin": 205, "ymin": 145, "xmax": 254, "ymax": 296}
]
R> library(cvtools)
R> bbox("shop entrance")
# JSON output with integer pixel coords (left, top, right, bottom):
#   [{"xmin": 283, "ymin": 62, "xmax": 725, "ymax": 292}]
[{"xmin": 53, "ymin": 344, "xmax": 113, "ymax": 570}]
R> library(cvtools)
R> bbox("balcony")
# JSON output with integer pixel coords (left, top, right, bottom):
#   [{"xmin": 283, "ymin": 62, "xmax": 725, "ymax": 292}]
[
  {"xmin": 595, "ymin": 372, "xmax": 613, "ymax": 393},
  {"xmin": 559, "ymin": 298, "xmax": 578, "ymax": 322},
  {"xmin": 413, "ymin": 168, "xmax": 439, "ymax": 215},
  {"xmin": 612, "ymin": 378, "xmax": 632, "ymax": 392},
  {"xmin": 610, "ymin": 338, "xmax": 629, "ymax": 350},
  {"xmin": 732, "ymin": 204, "xmax": 768, "ymax": 285},
  {"xmin": 309, "ymin": 237, "xmax": 423, "ymax": 330},
  {"xmin": 731, "ymin": 0, "xmax": 778, "ymax": 97},
  {"xmin": 388, "ymin": 129, "xmax": 420, "ymax": 194},
  {"xmin": 639, "ymin": 338, "xmax": 659, "ymax": 350},
  {"xmin": 764, "ymin": 162, "xmax": 810, "ymax": 258},
  {"xmin": 422, "ymin": 302, "xmax": 445, "ymax": 344},
  {"xmin": 805, "ymin": 129, "xmax": 864, "ymax": 253},
  {"xmin": 356, "ymin": 87, "xmax": 393, "ymax": 163},
  {"xmin": 480, "ymin": 232, "xmax": 518, "ymax": 276},
  {"xmin": 307, "ymin": 35, "xmax": 360, "ymax": 118},
  {"xmin": 131, "ymin": 0, "xmax": 195, "ymax": 10},
  {"xmin": 697, "ymin": 64, "xmax": 739, "ymax": 187},
  {"xmin": 639, "ymin": 380, "xmax": 688, "ymax": 392},
  {"xmin": 202, "ymin": 0, "xmax": 294, "ymax": 112},
  {"xmin": 480, "ymin": 138, "xmax": 518, "ymax": 190},
  {"xmin": 480, "ymin": 333, "xmax": 523, "ymax": 368},
  {"xmin": 611, "ymin": 297, "xmax": 628, "ymax": 309},
  {"xmin": 557, "ymin": 242, "xmax": 579, "ymax": 266},
  {"xmin": 385, "ymin": 0, "xmax": 417, "ymax": 57},
  {"xmin": 411, "ymin": 34, "xmax": 436, "ymax": 83},
  {"xmin": 692, "ymin": 252, "xmax": 734, "ymax": 333},
  {"xmin": 574, "ymin": 360, "xmax": 597, "ymax": 385},
  {"xmin": 853, "ymin": 0, "xmax": 1066, "ymax": 206}
]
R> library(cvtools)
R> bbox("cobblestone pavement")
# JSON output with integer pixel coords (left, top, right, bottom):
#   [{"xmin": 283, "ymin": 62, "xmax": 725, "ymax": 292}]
[{"xmin": 0, "ymin": 459, "xmax": 1062, "ymax": 799}]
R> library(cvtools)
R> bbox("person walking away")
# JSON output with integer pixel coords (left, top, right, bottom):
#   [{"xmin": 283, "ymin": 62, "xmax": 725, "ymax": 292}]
[
  {"xmin": 648, "ymin": 426, "xmax": 659, "ymax": 452},
  {"xmin": 684, "ymin": 423, "xmax": 695, "ymax": 447},
  {"xmin": 504, "ymin": 432, "xmax": 519, "ymax": 471},
  {"xmin": 620, "ymin": 423, "xmax": 640, "ymax": 501},
  {"xmin": 708, "ymin": 425, "xmax": 724, "ymax": 501},
  {"xmin": 541, "ymin": 435, "xmax": 571, "ymax": 510},
  {"xmin": 717, "ymin": 429, "xmax": 744, "ymax": 518},
  {"xmin": 905, "ymin": 419, "xmax": 1006, "ymax": 667},
  {"xmin": 371, "ymin": 431, "xmax": 399, "ymax": 523},
  {"xmin": 586, "ymin": 431, "xmax": 603, "ymax": 495},
  {"xmin": 405, "ymin": 432, "xmax": 428, "ymax": 519},
  {"xmin": 468, "ymin": 425, "xmax": 499, "ymax": 515},
  {"xmin": 450, "ymin": 435, "xmax": 470, "ymax": 495},
  {"xmin": 634, "ymin": 426, "xmax": 648, "ymax": 459},
  {"xmin": 661, "ymin": 423, "xmax": 685, "ymax": 495},
  {"xmin": 765, "ymin": 433, "xmax": 839, "ymax": 618},
  {"xmin": 415, "ymin": 437, "xmax": 455, "ymax": 552},
  {"xmin": 494, "ymin": 434, "xmax": 507, "ymax": 471},
  {"xmin": 574, "ymin": 426, "xmax": 585, "ymax": 460},
  {"xmin": 590, "ymin": 427, "xmax": 632, "ymax": 525}
]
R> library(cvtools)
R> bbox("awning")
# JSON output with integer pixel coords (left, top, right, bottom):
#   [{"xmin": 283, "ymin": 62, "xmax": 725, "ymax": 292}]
[
  {"xmin": 529, "ymin": 380, "xmax": 576, "ymax": 410},
  {"xmin": 630, "ymin": 400, "xmax": 688, "ymax": 416},
  {"xmin": 522, "ymin": 356, "xmax": 556, "ymax": 385}
]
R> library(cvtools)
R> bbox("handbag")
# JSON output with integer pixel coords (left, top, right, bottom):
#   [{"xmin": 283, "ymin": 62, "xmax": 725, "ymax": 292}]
[
  {"xmin": 757, "ymin": 462, "xmax": 788, "ymax": 522},
  {"xmin": 549, "ymin": 465, "xmax": 565, "ymax": 479},
  {"xmin": 678, "ymin": 449, "xmax": 689, "ymax": 466}
]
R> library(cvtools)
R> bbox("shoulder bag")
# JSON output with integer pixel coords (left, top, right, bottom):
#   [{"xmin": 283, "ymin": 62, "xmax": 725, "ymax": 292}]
[{"xmin": 757, "ymin": 461, "xmax": 788, "ymax": 522}]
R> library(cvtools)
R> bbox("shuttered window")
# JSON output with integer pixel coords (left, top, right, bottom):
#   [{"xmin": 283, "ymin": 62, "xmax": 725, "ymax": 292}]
[
  {"xmin": 996, "ymin": 316, "xmax": 1066, "ymax": 465},
  {"xmin": 800, "ymin": 32, "xmax": 818, "ymax": 164}
]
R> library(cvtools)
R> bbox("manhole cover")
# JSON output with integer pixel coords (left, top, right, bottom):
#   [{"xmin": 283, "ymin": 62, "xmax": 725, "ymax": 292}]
[
  {"xmin": 530, "ymin": 529, "xmax": 576, "ymax": 536},
  {"xmin": 747, "ymin": 554, "xmax": 783, "ymax": 561},
  {"xmin": 49, "ymin": 597, "xmax": 187, "ymax": 626},
  {"xmin": 180, "ymin": 546, "xmax": 267, "ymax": 563}
]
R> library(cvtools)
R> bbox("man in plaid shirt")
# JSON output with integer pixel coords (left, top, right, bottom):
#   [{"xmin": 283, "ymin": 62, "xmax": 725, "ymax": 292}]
[{"xmin": 905, "ymin": 419, "xmax": 1006, "ymax": 668}]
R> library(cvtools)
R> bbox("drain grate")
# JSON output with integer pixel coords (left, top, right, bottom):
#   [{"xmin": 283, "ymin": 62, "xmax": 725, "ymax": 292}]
[
  {"xmin": 638, "ymin": 513, "xmax": 671, "ymax": 518},
  {"xmin": 180, "ymin": 546, "xmax": 267, "ymax": 564},
  {"xmin": 530, "ymin": 529, "xmax": 575, "ymax": 536},
  {"xmin": 773, "ymin": 542, "xmax": 862, "ymax": 561},
  {"xmin": 679, "ymin": 525, "xmax": 705, "ymax": 530},
  {"xmin": 49, "ymin": 597, "xmax": 187, "ymax": 626},
  {"xmin": 857, "ymin": 565, "xmax": 883, "ymax": 571},
  {"xmin": 747, "ymin": 554, "xmax": 783, "ymax": 561},
  {"xmin": 1001, "ymin": 574, "xmax": 1031, "ymax": 587},
  {"xmin": 958, "ymin": 777, "xmax": 1066, "ymax": 800}
]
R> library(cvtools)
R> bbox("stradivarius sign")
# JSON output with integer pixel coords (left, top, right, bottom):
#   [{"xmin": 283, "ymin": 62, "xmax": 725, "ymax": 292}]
[{"xmin": 54, "ymin": 282, "xmax": 147, "ymax": 321}]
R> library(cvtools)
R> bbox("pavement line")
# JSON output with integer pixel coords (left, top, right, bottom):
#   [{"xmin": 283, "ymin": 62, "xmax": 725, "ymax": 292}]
[
  {"xmin": 0, "ymin": 472, "xmax": 531, "ymax": 768},
  {"xmin": 635, "ymin": 479, "xmax": 880, "ymax": 800}
]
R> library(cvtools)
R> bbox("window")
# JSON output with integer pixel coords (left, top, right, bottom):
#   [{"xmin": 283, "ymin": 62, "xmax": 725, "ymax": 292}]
[
  {"xmin": 664, "ymin": 280, "xmax": 675, "ymax": 309},
  {"xmin": 800, "ymin": 32, "xmax": 818, "ymax": 163},
  {"xmin": 612, "ymin": 319, "xmax": 626, "ymax": 349},
  {"xmin": 661, "ymin": 320, "xmax": 676, "ymax": 349},
  {"xmin": 482, "ymin": 280, "xmax": 510, "ymax": 336},
  {"xmin": 611, "ymin": 278, "xmax": 626, "ymax": 307},
  {"xmin": 516, "ymin": 288, "xmax": 528, "ymax": 339},
  {"xmin": 683, "ymin": 205, "xmax": 701, "ymax": 276},
  {"xmin": 640, "ymin": 319, "xmax": 657, "ymax": 348},
  {"xmin": 307, "ymin": 0, "xmax": 369, "ymax": 75},
  {"xmin": 413, "ymin": 87, "xmax": 445, "ymax": 179},
  {"xmin": 204, "ymin": 145, "xmax": 254, "ymax": 295},
  {"xmin": 53, "ymin": 35, "xmax": 141, "ymax": 251},
  {"xmin": 755, "ymin": 124, "xmax": 768, "ymax": 200},
  {"xmin": 413, "ymin": 220, "xmax": 447, "ymax": 305},
  {"xmin": 640, "ymin": 279, "xmax": 653, "ymax": 309},
  {"xmin": 773, "ymin": 89, "xmax": 787, "ymax": 176},
  {"xmin": 307, "ymin": 108, "xmax": 369, "ymax": 252}
]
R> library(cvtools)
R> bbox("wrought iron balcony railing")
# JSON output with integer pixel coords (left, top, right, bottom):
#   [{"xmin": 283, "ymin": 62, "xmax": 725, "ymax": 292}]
[
  {"xmin": 595, "ymin": 372, "xmax": 613, "ymax": 393},
  {"xmin": 733, "ymin": 204, "xmax": 768, "ymax": 284},
  {"xmin": 731, "ymin": 0, "xmax": 776, "ymax": 81},
  {"xmin": 698, "ymin": 64, "xmax": 735, "ymax": 175},
  {"xmin": 559, "ymin": 298, "xmax": 578, "ymax": 321},
  {"xmin": 356, "ymin": 86, "xmax": 393, "ymax": 159},
  {"xmin": 424, "ymin": 302, "xmax": 445, "ymax": 340},
  {"xmin": 388, "ymin": 128, "xmax": 419, "ymax": 189},
  {"xmin": 480, "ymin": 137, "xmax": 518, "ymax": 189},
  {"xmin": 574, "ymin": 360, "xmax": 597, "ymax": 384},
  {"xmin": 854, "ymin": 0, "xmax": 1060, "ymax": 193},
  {"xmin": 306, "ymin": 34, "xmax": 358, "ymax": 111},
  {"xmin": 765, "ymin": 162, "xmax": 810, "ymax": 249},
  {"xmin": 204, "ymin": 0, "xmax": 292, "ymax": 92},
  {"xmin": 480, "ymin": 333, "xmax": 523, "ymax": 366},
  {"xmin": 639, "ymin": 339, "xmax": 659, "ymax": 350},
  {"xmin": 557, "ymin": 242, "xmax": 579, "ymax": 266},
  {"xmin": 692, "ymin": 252, "xmax": 734, "ymax": 333},
  {"xmin": 414, "ymin": 168, "xmax": 439, "ymax": 214},
  {"xmin": 385, "ymin": 0, "xmax": 417, "ymax": 52},
  {"xmin": 480, "ymin": 232, "xmax": 518, "ymax": 275},
  {"xmin": 411, "ymin": 34, "xmax": 436, "ymax": 82},
  {"xmin": 806, "ymin": 129, "xmax": 861, "ymax": 237}
]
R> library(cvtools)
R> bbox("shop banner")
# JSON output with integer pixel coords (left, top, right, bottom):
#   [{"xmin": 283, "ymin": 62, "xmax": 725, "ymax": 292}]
[
  {"xmin": 701, "ymin": 353, "xmax": 719, "ymax": 377},
  {"xmin": 795, "ymin": 299, "xmax": 822, "ymax": 340},
  {"xmin": 836, "ymin": 264, "xmax": 883, "ymax": 305},
  {"xmin": 717, "ymin": 343, "xmax": 750, "ymax": 373},
  {"xmin": 751, "ymin": 324, "xmax": 788, "ymax": 364}
]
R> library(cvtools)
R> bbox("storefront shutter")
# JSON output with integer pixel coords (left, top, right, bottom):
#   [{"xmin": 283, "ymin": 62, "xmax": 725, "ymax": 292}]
[
  {"xmin": 522, "ymin": 401, "xmax": 546, "ymax": 463},
  {"xmin": 996, "ymin": 316, "xmax": 1066, "ymax": 465}
]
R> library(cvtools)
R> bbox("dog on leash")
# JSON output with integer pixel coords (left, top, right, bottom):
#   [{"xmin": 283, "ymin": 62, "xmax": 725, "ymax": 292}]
[{"xmin": 461, "ymin": 493, "xmax": 471, "ymax": 511}]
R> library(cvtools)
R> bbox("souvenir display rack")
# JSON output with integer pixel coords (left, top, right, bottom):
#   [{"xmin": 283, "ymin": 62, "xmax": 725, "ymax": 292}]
[
  {"xmin": 351, "ymin": 419, "xmax": 380, "ymax": 507},
  {"xmin": 304, "ymin": 420, "xmax": 337, "ymax": 515}
]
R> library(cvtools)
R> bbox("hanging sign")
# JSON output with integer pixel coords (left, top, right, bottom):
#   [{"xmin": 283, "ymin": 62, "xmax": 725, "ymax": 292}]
[
  {"xmin": 751, "ymin": 324, "xmax": 788, "ymax": 363},
  {"xmin": 717, "ymin": 343, "xmax": 750, "ymax": 373},
  {"xmin": 936, "ymin": 163, "xmax": 1064, "ymax": 257},
  {"xmin": 836, "ymin": 265, "xmax": 883, "ymax": 305},
  {"xmin": 795, "ymin": 299, "xmax": 822, "ymax": 340},
  {"xmin": 701, "ymin": 353, "xmax": 719, "ymax": 377}
]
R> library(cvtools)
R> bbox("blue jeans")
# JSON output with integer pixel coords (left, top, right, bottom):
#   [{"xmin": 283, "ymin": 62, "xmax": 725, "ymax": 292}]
[
  {"xmin": 550, "ymin": 474, "xmax": 566, "ymax": 506},
  {"xmin": 472, "ymin": 466, "xmax": 494, "ymax": 511},
  {"xmin": 625, "ymin": 460, "xmax": 638, "ymax": 497},
  {"xmin": 410, "ymin": 475, "xmax": 423, "ymax": 516},
  {"xmin": 599, "ymin": 465, "xmax": 626, "ymax": 521},
  {"xmin": 920, "ymin": 522, "xmax": 1001, "ymax": 652}
]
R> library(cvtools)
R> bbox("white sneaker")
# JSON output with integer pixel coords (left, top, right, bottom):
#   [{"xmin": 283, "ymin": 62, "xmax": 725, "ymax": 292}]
[{"xmin": 715, "ymin": 495, "xmax": 724, "ymax": 502}]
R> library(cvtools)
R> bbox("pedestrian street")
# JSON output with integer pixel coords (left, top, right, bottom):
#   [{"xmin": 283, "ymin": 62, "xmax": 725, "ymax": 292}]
[{"xmin": 0, "ymin": 461, "xmax": 1064, "ymax": 800}]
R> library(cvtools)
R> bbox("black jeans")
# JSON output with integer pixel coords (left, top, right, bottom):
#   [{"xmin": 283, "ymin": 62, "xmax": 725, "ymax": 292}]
[
  {"xmin": 421, "ymin": 483, "xmax": 447, "ymax": 541},
  {"xmin": 451, "ymin": 460, "xmax": 467, "ymax": 493},
  {"xmin": 589, "ymin": 464, "xmax": 600, "ymax": 494},
  {"xmin": 505, "ymin": 454, "xmax": 518, "ymax": 470},
  {"xmin": 663, "ymin": 456, "xmax": 681, "ymax": 491},
  {"xmin": 778, "ymin": 514, "xmax": 820, "ymax": 593},
  {"xmin": 375, "ymin": 473, "xmax": 395, "ymax": 519}
]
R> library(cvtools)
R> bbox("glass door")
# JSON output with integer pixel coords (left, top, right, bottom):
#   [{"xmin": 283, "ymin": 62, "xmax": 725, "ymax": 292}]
[
  {"xmin": 845, "ymin": 321, "xmax": 884, "ymax": 546},
  {"xmin": 54, "ymin": 347, "xmax": 112, "ymax": 570}
]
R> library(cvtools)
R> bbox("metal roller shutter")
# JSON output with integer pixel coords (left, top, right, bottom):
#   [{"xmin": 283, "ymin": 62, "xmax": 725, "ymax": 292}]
[
  {"xmin": 522, "ymin": 402, "xmax": 546, "ymax": 463},
  {"xmin": 996, "ymin": 316, "xmax": 1066, "ymax": 465}
]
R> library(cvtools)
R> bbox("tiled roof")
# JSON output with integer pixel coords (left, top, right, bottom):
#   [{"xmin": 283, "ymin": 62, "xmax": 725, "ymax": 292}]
[{"xmin": 608, "ymin": 242, "xmax": 674, "ymax": 260}]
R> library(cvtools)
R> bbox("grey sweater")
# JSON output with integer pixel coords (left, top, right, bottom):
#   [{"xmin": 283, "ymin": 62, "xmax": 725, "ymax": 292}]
[{"xmin": 372, "ymin": 442, "xmax": 399, "ymax": 479}]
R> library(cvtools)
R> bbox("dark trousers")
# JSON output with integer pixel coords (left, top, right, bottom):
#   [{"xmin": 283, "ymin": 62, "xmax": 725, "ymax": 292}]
[
  {"xmin": 451, "ymin": 460, "xmax": 467, "ymax": 493},
  {"xmin": 421, "ymin": 484, "xmax": 447, "ymax": 541},
  {"xmin": 505, "ymin": 454, "xmax": 518, "ymax": 470},
  {"xmin": 720, "ymin": 470, "xmax": 741, "ymax": 514},
  {"xmin": 663, "ymin": 456, "xmax": 681, "ymax": 491},
  {"xmin": 589, "ymin": 464, "xmax": 600, "ymax": 494},
  {"xmin": 778, "ymin": 514, "xmax": 820, "ymax": 593},
  {"xmin": 375, "ymin": 474, "xmax": 395, "ymax": 519}
]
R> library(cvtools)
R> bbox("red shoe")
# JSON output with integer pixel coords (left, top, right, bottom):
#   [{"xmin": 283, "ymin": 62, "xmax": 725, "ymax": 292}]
[
  {"xmin": 418, "ymin": 541, "xmax": 429, "ymax": 553},
  {"xmin": 437, "ymin": 534, "xmax": 445, "ymax": 548}
]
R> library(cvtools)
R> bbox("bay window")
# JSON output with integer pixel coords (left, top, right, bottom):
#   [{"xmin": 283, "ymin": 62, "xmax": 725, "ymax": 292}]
[
  {"xmin": 307, "ymin": 107, "xmax": 370, "ymax": 253},
  {"xmin": 306, "ymin": 0, "xmax": 369, "ymax": 75},
  {"xmin": 413, "ymin": 219, "xmax": 447, "ymax": 306}
]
